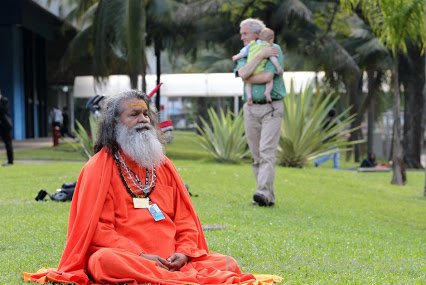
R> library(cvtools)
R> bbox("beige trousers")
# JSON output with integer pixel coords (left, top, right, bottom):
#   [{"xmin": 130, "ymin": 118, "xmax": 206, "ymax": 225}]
[{"xmin": 243, "ymin": 100, "xmax": 283, "ymax": 204}]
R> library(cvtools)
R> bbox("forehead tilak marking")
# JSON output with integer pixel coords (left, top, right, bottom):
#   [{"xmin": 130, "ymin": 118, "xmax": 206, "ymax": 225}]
[{"xmin": 130, "ymin": 101, "xmax": 148, "ymax": 109}]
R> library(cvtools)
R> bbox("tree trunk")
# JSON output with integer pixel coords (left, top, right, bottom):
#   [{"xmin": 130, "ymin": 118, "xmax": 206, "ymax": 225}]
[
  {"xmin": 129, "ymin": 73, "xmax": 138, "ymax": 89},
  {"xmin": 127, "ymin": 0, "xmax": 146, "ymax": 91},
  {"xmin": 141, "ymin": 73, "xmax": 147, "ymax": 93},
  {"xmin": 400, "ymin": 47, "xmax": 425, "ymax": 169},
  {"xmin": 424, "ymin": 165, "xmax": 426, "ymax": 196},
  {"xmin": 154, "ymin": 39, "xmax": 161, "ymax": 112},
  {"xmin": 195, "ymin": 97, "xmax": 209, "ymax": 135},
  {"xmin": 367, "ymin": 95, "xmax": 375, "ymax": 155},
  {"xmin": 363, "ymin": 70, "xmax": 384, "ymax": 157},
  {"xmin": 366, "ymin": 70, "xmax": 375, "ymax": 155},
  {"xmin": 346, "ymin": 74, "xmax": 363, "ymax": 162},
  {"xmin": 391, "ymin": 57, "xmax": 406, "ymax": 185}
]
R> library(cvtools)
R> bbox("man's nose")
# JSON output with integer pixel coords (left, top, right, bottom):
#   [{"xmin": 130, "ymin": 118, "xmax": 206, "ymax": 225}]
[{"xmin": 138, "ymin": 114, "xmax": 149, "ymax": 123}]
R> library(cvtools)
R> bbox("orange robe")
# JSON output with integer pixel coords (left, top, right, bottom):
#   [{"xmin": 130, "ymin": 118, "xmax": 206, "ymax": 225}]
[{"xmin": 23, "ymin": 149, "xmax": 267, "ymax": 285}]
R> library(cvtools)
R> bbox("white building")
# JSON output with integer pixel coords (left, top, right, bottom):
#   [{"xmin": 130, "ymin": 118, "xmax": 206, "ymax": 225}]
[{"xmin": 73, "ymin": 72, "xmax": 324, "ymax": 119}]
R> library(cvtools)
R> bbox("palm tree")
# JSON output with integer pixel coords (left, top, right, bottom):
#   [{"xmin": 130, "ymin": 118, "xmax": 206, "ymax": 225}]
[
  {"xmin": 343, "ymin": 2, "xmax": 425, "ymax": 169},
  {"xmin": 400, "ymin": 44, "xmax": 426, "ymax": 169},
  {"xmin": 268, "ymin": 0, "xmax": 363, "ymax": 161},
  {"xmin": 341, "ymin": 12, "xmax": 392, "ymax": 157},
  {"xmin": 59, "ymin": 0, "xmax": 146, "ymax": 88},
  {"xmin": 341, "ymin": 0, "xmax": 426, "ymax": 185}
]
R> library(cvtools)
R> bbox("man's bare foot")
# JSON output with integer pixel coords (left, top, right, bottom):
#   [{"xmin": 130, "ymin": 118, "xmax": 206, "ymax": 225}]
[{"xmin": 247, "ymin": 97, "xmax": 253, "ymax": 105}]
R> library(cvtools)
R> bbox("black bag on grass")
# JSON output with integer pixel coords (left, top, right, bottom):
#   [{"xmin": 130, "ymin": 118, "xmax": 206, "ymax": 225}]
[{"xmin": 35, "ymin": 182, "xmax": 76, "ymax": 202}]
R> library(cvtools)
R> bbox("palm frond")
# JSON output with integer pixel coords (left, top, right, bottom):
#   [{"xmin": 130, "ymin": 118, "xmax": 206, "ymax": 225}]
[
  {"xmin": 60, "ymin": 26, "xmax": 93, "ymax": 70},
  {"xmin": 272, "ymin": 0, "xmax": 313, "ymax": 26},
  {"xmin": 342, "ymin": 0, "xmax": 426, "ymax": 54},
  {"xmin": 70, "ymin": 117, "xmax": 98, "ymax": 160},
  {"xmin": 92, "ymin": 0, "xmax": 127, "ymax": 77},
  {"xmin": 64, "ymin": 1, "xmax": 98, "ymax": 29}
]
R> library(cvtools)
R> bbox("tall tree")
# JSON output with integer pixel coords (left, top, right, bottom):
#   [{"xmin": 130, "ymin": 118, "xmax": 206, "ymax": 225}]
[
  {"xmin": 270, "ymin": 1, "xmax": 363, "ymax": 161},
  {"xmin": 342, "ymin": 11, "xmax": 392, "ymax": 158},
  {"xmin": 342, "ymin": 0, "xmax": 425, "ymax": 184},
  {"xmin": 400, "ymin": 44, "xmax": 426, "ymax": 168}
]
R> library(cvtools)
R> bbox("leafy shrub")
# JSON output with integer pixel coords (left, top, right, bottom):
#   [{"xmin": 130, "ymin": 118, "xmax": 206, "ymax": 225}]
[
  {"xmin": 196, "ymin": 108, "xmax": 249, "ymax": 163},
  {"xmin": 278, "ymin": 84, "xmax": 363, "ymax": 167},
  {"xmin": 67, "ymin": 116, "xmax": 98, "ymax": 159}
]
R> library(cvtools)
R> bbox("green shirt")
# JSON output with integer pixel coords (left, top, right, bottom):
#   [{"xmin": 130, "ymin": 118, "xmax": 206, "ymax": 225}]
[{"xmin": 235, "ymin": 44, "xmax": 286, "ymax": 102}]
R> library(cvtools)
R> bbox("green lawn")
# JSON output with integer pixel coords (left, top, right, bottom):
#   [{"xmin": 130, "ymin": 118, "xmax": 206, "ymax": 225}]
[{"xmin": 1, "ymin": 131, "xmax": 425, "ymax": 284}]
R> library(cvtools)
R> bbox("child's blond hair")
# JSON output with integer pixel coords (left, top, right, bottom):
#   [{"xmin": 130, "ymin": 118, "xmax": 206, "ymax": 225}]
[{"xmin": 259, "ymin": 28, "xmax": 275, "ymax": 44}]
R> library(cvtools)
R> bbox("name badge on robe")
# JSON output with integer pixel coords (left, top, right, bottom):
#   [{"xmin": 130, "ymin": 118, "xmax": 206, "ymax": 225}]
[
  {"xmin": 148, "ymin": 204, "xmax": 165, "ymax": 221},
  {"xmin": 133, "ymin": 197, "xmax": 150, "ymax": 208}
]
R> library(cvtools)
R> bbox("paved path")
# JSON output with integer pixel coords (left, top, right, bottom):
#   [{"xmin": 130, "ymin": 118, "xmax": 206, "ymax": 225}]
[{"xmin": 0, "ymin": 137, "xmax": 53, "ymax": 154}]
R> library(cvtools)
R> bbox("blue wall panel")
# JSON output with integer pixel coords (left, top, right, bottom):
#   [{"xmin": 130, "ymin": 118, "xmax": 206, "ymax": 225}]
[{"xmin": 0, "ymin": 26, "xmax": 26, "ymax": 139}]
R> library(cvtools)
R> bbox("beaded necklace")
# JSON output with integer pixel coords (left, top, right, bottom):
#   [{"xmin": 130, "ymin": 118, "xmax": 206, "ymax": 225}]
[{"xmin": 113, "ymin": 151, "xmax": 157, "ymax": 198}]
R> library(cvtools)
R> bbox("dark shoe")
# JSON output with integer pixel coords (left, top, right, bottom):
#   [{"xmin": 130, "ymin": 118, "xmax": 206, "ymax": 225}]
[
  {"xmin": 35, "ymin": 189, "xmax": 49, "ymax": 201},
  {"xmin": 253, "ymin": 193, "xmax": 274, "ymax": 207},
  {"xmin": 252, "ymin": 201, "xmax": 275, "ymax": 207}
]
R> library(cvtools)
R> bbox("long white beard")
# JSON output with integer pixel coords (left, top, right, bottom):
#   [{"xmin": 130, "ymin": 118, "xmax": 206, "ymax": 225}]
[{"xmin": 116, "ymin": 123, "xmax": 164, "ymax": 169}]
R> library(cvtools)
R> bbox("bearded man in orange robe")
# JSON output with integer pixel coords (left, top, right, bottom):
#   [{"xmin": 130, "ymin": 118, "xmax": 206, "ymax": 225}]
[{"xmin": 24, "ymin": 90, "xmax": 281, "ymax": 285}]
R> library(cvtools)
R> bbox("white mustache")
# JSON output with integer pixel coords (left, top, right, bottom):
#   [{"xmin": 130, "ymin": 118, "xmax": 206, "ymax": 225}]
[{"xmin": 134, "ymin": 123, "xmax": 152, "ymax": 132}]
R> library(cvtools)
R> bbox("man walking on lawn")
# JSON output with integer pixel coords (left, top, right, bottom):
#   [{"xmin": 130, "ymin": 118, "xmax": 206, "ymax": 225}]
[
  {"xmin": 23, "ymin": 90, "xmax": 281, "ymax": 285},
  {"xmin": 234, "ymin": 18, "xmax": 286, "ymax": 207}
]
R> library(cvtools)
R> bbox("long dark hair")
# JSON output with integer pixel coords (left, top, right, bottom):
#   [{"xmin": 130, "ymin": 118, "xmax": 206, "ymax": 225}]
[{"xmin": 93, "ymin": 90, "xmax": 159, "ymax": 154}]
